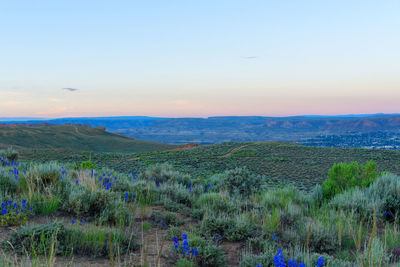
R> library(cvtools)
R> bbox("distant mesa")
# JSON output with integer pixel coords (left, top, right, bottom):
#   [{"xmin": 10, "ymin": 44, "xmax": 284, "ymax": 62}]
[{"xmin": 176, "ymin": 143, "xmax": 199, "ymax": 150}]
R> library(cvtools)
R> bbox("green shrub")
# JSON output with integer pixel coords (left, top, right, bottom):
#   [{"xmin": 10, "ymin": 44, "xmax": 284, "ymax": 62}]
[
  {"xmin": 330, "ymin": 173, "xmax": 400, "ymax": 220},
  {"xmin": 0, "ymin": 212, "xmax": 28, "ymax": 226},
  {"xmin": 201, "ymin": 216, "xmax": 254, "ymax": 242},
  {"xmin": 188, "ymin": 235, "xmax": 227, "ymax": 267},
  {"xmin": 65, "ymin": 226, "xmax": 137, "ymax": 257},
  {"xmin": 0, "ymin": 173, "xmax": 19, "ymax": 193},
  {"xmin": 246, "ymin": 236, "xmax": 269, "ymax": 254},
  {"xmin": 329, "ymin": 187, "xmax": 375, "ymax": 218},
  {"xmin": 161, "ymin": 185, "xmax": 193, "ymax": 207},
  {"xmin": 143, "ymin": 163, "xmax": 181, "ymax": 184},
  {"xmin": 21, "ymin": 163, "xmax": 62, "ymax": 195},
  {"xmin": 4, "ymin": 222, "xmax": 138, "ymax": 257},
  {"xmin": 174, "ymin": 258, "xmax": 198, "ymax": 267},
  {"xmin": 261, "ymin": 186, "xmax": 307, "ymax": 209},
  {"xmin": 194, "ymin": 193, "xmax": 236, "ymax": 214},
  {"xmin": 310, "ymin": 184, "xmax": 323, "ymax": 206},
  {"xmin": 302, "ymin": 220, "xmax": 338, "ymax": 254},
  {"xmin": 80, "ymin": 160, "xmax": 97, "ymax": 170},
  {"xmin": 167, "ymin": 226, "xmax": 183, "ymax": 240},
  {"xmin": 240, "ymin": 251, "xmax": 275, "ymax": 267},
  {"xmin": 0, "ymin": 148, "xmax": 19, "ymax": 163},
  {"xmin": 322, "ymin": 161, "xmax": 377, "ymax": 200},
  {"xmin": 130, "ymin": 180, "xmax": 156, "ymax": 205},
  {"xmin": 215, "ymin": 167, "xmax": 265, "ymax": 197},
  {"xmin": 357, "ymin": 238, "xmax": 389, "ymax": 266},
  {"xmin": 152, "ymin": 210, "xmax": 184, "ymax": 228},
  {"xmin": 38, "ymin": 167, "xmax": 61, "ymax": 186},
  {"xmin": 31, "ymin": 193, "xmax": 61, "ymax": 215},
  {"xmin": 64, "ymin": 186, "xmax": 130, "ymax": 224},
  {"xmin": 4, "ymin": 222, "xmax": 67, "ymax": 255},
  {"xmin": 365, "ymin": 173, "xmax": 400, "ymax": 220},
  {"xmin": 190, "ymin": 209, "xmax": 206, "ymax": 220},
  {"xmin": 162, "ymin": 199, "xmax": 192, "ymax": 216}
]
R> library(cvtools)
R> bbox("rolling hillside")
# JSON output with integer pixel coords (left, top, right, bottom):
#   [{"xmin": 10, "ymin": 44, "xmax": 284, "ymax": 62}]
[
  {"xmin": 0, "ymin": 124, "xmax": 176, "ymax": 152},
  {"xmin": 18, "ymin": 141, "xmax": 400, "ymax": 191}
]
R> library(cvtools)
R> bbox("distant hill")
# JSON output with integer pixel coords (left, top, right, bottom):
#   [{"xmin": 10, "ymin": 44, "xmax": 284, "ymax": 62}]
[
  {"xmin": 111, "ymin": 115, "xmax": 400, "ymax": 144},
  {"xmin": 1, "ymin": 114, "xmax": 400, "ymax": 145},
  {"xmin": 0, "ymin": 124, "xmax": 176, "ymax": 152}
]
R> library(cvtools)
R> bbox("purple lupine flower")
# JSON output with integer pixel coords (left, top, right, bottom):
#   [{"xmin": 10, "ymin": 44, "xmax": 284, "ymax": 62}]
[
  {"xmin": 272, "ymin": 233, "xmax": 277, "ymax": 241},
  {"xmin": 288, "ymin": 259, "xmax": 298, "ymax": 267},
  {"xmin": 273, "ymin": 249, "xmax": 285, "ymax": 267},
  {"xmin": 174, "ymin": 237, "xmax": 179, "ymax": 249},
  {"xmin": 317, "ymin": 257, "xmax": 323, "ymax": 267},
  {"xmin": 191, "ymin": 247, "xmax": 198, "ymax": 257}
]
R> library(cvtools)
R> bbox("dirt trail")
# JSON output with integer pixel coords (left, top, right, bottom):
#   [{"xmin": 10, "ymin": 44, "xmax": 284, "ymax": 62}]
[{"xmin": 220, "ymin": 144, "xmax": 249, "ymax": 157}]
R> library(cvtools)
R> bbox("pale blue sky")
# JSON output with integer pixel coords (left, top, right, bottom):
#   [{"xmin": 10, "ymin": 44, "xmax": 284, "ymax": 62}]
[{"xmin": 1, "ymin": 1, "xmax": 399, "ymax": 117}]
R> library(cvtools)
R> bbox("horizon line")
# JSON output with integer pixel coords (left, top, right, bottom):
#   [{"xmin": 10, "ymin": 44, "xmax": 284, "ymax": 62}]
[{"xmin": 1, "ymin": 112, "xmax": 400, "ymax": 121}]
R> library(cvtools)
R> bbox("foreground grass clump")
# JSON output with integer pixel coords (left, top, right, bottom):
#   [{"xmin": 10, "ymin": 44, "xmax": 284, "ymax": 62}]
[{"xmin": 4, "ymin": 222, "xmax": 137, "ymax": 258}]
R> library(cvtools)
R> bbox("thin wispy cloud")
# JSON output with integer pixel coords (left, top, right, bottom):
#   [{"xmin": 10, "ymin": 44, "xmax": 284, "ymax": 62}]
[
  {"xmin": 242, "ymin": 56, "xmax": 257, "ymax": 59},
  {"xmin": 62, "ymin": 88, "xmax": 79, "ymax": 92}
]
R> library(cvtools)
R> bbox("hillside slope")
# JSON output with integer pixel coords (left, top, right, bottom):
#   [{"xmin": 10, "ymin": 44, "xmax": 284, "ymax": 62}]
[
  {"xmin": 18, "ymin": 141, "xmax": 400, "ymax": 191},
  {"xmin": 0, "ymin": 124, "xmax": 176, "ymax": 152}
]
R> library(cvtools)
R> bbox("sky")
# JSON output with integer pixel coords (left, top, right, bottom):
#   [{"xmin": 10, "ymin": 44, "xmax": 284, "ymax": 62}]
[{"xmin": 1, "ymin": 0, "xmax": 399, "ymax": 118}]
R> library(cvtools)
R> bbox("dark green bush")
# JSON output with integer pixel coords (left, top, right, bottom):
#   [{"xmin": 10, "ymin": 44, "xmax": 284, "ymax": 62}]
[
  {"xmin": 80, "ymin": 160, "xmax": 97, "ymax": 170},
  {"xmin": 322, "ymin": 161, "xmax": 377, "ymax": 200}
]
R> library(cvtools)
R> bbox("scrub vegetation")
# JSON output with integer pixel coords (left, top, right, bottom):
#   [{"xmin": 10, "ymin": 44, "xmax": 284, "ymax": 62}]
[{"xmin": 1, "ymin": 145, "xmax": 400, "ymax": 266}]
